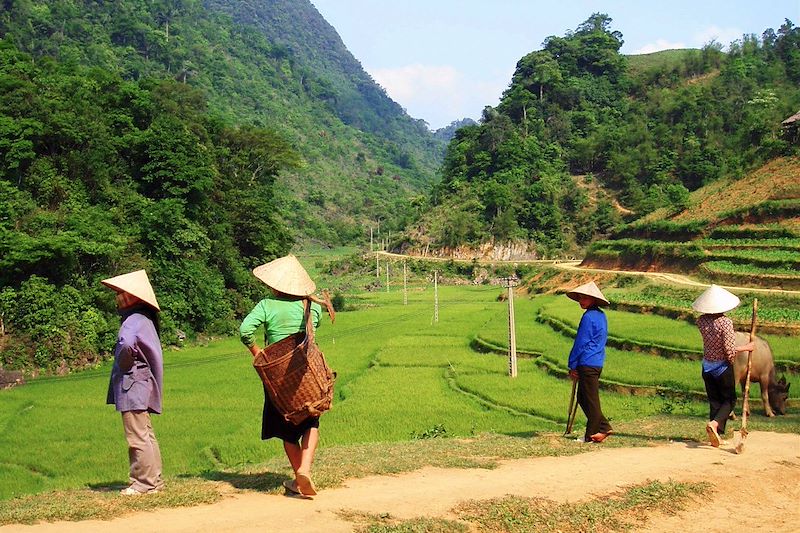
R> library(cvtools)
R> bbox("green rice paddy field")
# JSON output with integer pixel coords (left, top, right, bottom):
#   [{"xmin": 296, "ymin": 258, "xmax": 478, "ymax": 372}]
[{"xmin": 1, "ymin": 285, "xmax": 798, "ymax": 501}]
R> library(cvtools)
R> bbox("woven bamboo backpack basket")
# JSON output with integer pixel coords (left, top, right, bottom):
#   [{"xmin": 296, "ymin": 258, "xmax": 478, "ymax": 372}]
[{"xmin": 252, "ymin": 300, "xmax": 336, "ymax": 425}]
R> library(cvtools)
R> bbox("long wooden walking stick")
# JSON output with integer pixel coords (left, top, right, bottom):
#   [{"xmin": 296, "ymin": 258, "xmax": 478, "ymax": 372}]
[
  {"xmin": 735, "ymin": 299, "xmax": 758, "ymax": 454},
  {"xmin": 568, "ymin": 389, "xmax": 579, "ymax": 435},
  {"xmin": 565, "ymin": 378, "xmax": 579, "ymax": 435}
]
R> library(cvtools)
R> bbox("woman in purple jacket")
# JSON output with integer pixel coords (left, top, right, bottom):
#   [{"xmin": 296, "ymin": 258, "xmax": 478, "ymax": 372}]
[
  {"xmin": 566, "ymin": 281, "xmax": 613, "ymax": 443},
  {"xmin": 102, "ymin": 270, "xmax": 164, "ymax": 496}
]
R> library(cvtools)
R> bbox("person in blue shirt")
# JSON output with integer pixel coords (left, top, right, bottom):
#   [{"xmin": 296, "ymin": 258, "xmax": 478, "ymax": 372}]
[{"xmin": 566, "ymin": 281, "xmax": 613, "ymax": 443}]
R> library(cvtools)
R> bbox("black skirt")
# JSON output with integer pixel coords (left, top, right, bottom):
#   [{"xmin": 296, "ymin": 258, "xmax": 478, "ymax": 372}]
[{"xmin": 261, "ymin": 383, "xmax": 319, "ymax": 444}]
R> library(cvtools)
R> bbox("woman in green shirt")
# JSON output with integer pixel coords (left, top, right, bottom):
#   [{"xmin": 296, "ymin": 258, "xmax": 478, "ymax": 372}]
[{"xmin": 240, "ymin": 255, "xmax": 329, "ymax": 497}]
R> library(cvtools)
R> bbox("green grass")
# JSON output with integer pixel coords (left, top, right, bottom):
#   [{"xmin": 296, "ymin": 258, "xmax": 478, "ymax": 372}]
[
  {"xmin": 453, "ymin": 480, "xmax": 709, "ymax": 533},
  {"xmin": 700, "ymin": 237, "xmax": 800, "ymax": 250},
  {"xmin": 701, "ymin": 260, "xmax": 800, "ymax": 277},
  {"xmin": 478, "ymin": 295, "xmax": 800, "ymax": 401},
  {"xmin": 540, "ymin": 295, "xmax": 704, "ymax": 355},
  {"xmin": 1, "ymin": 284, "xmax": 799, "ymax": 525},
  {"xmin": 626, "ymin": 49, "xmax": 703, "ymax": 77},
  {"xmin": 537, "ymin": 293, "xmax": 800, "ymax": 366},
  {"xmin": 704, "ymin": 249, "xmax": 800, "ymax": 268},
  {"xmin": 479, "ymin": 297, "xmax": 704, "ymax": 395}
]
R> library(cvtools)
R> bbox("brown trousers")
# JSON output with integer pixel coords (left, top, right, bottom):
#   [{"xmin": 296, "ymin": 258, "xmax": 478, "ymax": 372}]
[{"xmin": 121, "ymin": 410, "xmax": 164, "ymax": 492}]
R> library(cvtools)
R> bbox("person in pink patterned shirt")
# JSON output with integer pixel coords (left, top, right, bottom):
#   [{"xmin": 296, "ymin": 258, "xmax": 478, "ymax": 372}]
[{"xmin": 692, "ymin": 285, "xmax": 754, "ymax": 447}]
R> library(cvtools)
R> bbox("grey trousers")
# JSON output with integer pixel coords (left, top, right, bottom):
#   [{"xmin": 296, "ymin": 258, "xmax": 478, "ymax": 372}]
[{"xmin": 121, "ymin": 410, "xmax": 164, "ymax": 492}]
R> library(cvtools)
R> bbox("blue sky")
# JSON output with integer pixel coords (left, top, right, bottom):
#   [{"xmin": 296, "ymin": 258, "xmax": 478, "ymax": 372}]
[{"xmin": 310, "ymin": 0, "xmax": 800, "ymax": 130}]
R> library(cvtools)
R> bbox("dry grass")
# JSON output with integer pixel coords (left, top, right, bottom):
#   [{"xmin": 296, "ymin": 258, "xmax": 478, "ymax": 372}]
[
  {"xmin": 0, "ymin": 479, "xmax": 223, "ymax": 525},
  {"xmin": 674, "ymin": 157, "xmax": 800, "ymax": 222},
  {"xmin": 341, "ymin": 479, "xmax": 710, "ymax": 533}
]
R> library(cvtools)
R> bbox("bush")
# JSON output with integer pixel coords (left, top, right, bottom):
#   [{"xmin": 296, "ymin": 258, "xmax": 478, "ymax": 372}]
[
  {"xmin": 0, "ymin": 276, "xmax": 113, "ymax": 371},
  {"xmin": 332, "ymin": 293, "xmax": 346, "ymax": 311}
]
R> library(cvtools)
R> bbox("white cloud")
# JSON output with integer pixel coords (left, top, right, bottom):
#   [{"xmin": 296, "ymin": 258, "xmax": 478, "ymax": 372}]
[
  {"xmin": 694, "ymin": 25, "xmax": 743, "ymax": 49},
  {"xmin": 370, "ymin": 64, "xmax": 460, "ymax": 101},
  {"xmin": 368, "ymin": 64, "xmax": 506, "ymax": 129},
  {"xmin": 633, "ymin": 39, "xmax": 687, "ymax": 55}
]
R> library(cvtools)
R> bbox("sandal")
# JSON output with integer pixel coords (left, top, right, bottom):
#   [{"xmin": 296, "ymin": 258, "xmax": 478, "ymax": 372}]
[
  {"xmin": 295, "ymin": 472, "xmax": 317, "ymax": 496},
  {"xmin": 706, "ymin": 422, "xmax": 720, "ymax": 447},
  {"xmin": 282, "ymin": 479, "xmax": 301, "ymax": 495}
]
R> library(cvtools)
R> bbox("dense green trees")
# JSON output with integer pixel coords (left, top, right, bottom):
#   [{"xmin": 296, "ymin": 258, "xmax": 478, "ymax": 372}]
[
  {"xmin": 2, "ymin": 5, "xmax": 798, "ymax": 373},
  {"xmin": 419, "ymin": 14, "xmax": 799, "ymax": 255},
  {"xmin": 0, "ymin": 0, "xmax": 447, "ymax": 372},
  {"xmin": 0, "ymin": 37, "xmax": 299, "ymax": 370}
]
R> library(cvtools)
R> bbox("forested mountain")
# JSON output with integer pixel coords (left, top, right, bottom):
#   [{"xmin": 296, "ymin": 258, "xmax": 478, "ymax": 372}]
[
  {"xmin": 2, "ymin": 5, "xmax": 798, "ymax": 375},
  {"xmin": 204, "ymin": 0, "xmax": 442, "ymax": 168},
  {"xmin": 0, "ymin": 0, "xmax": 443, "ymax": 372},
  {"xmin": 413, "ymin": 14, "xmax": 800, "ymax": 256},
  {"xmin": 433, "ymin": 118, "xmax": 478, "ymax": 142}
]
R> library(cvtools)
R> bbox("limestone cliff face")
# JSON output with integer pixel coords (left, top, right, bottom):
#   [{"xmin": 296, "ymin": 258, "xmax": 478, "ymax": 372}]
[{"xmin": 409, "ymin": 241, "xmax": 540, "ymax": 261}]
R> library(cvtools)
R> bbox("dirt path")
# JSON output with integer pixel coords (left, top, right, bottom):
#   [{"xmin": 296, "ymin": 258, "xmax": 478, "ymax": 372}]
[
  {"xmin": 4, "ymin": 431, "xmax": 799, "ymax": 532},
  {"xmin": 375, "ymin": 251, "xmax": 800, "ymax": 296}
]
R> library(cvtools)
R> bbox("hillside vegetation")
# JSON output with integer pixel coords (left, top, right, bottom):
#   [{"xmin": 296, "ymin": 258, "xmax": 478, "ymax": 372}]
[
  {"xmin": 2, "ymin": 6, "xmax": 798, "ymax": 374},
  {"xmin": 0, "ymin": 0, "xmax": 445, "ymax": 372},
  {"xmin": 410, "ymin": 14, "xmax": 800, "ymax": 256},
  {"xmin": 584, "ymin": 156, "xmax": 800, "ymax": 290}
]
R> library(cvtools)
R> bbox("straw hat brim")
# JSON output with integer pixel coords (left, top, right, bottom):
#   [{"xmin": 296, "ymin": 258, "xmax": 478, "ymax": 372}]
[
  {"xmin": 252, "ymin": 255, "xmax": 316, "ymax": 297},
  {"xmin": 101, "ymin": 270, "xmax": 160, "ymax": 311},
  {"xmin": 692, "ymin": 285, "xmax": 740, "ymax": 314},
  {"xmin": 566, "ymin": 281, "xmax": 609, "ymax": 306}
]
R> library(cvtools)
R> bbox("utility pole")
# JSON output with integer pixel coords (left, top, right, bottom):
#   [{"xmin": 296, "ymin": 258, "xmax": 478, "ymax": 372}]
[
  {"xmin": 370, "ymin": 227, "xmax": 373, "ymax": 252},
  {"xmin": 403, "ymin": 261, "xmax": 408, "ymax": 305},
  {"xmin": 375, "ymin": 253, "xmax": 379, "ymax": 279},
  {"xmin": 434, "ymin": 270, "xmax": 439, "ymax": 323},
  {"xmin": 503, "ymin": 276, "xmax": 519, "ymax": 378},
  {"xmin": 386, "ymin": 259, "xmax": 390, "ymax": 292}
]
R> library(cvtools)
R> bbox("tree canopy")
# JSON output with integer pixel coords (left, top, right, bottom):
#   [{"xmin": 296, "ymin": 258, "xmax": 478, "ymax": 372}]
[
  {"xmin": 0, "ymin": 0, "xmax": 443, "ymax": 372},
  {"xmin": 416, "ymin": 14, "xmax": 800, "ymax": 255}
]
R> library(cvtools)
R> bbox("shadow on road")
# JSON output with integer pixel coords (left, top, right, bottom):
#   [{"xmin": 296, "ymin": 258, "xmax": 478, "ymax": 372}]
[{"xmin": 194, "ymin": 470, "xmax": 285, "ymax": 493}]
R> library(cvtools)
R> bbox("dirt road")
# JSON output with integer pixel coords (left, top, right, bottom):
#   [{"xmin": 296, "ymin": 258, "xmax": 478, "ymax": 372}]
[
  {"xmin": 376, "ymin": 251, "xmax": 800, "ymax": 296},
  {"xmin": 4, "ymin": 431, "xmax": 798, "ymax": 533}
]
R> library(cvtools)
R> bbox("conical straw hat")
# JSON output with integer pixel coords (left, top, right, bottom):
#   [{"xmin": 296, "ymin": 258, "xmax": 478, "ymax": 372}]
[
  {"xmin": 566, "ymin": 281, "xmax": 609, "ymax": 306},
  {"xmin": 692, "ymin": 284, "xmax": 740, "ymax": 314},
  {"xmin": 252, "ymin": 255, "xmax": 316, "ymax": 297},
  {"xmin": 101, "ymin": 270, "xmax": 160, "ymax": 311}
]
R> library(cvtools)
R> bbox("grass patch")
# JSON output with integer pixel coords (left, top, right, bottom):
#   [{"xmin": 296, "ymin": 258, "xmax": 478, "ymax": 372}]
[
  {"xmin": 0, "ymin": 478, "xmax": 222, "ymax": 526},
  {"xmin": 479, "ymin": 296, "xmax": 705, "ymax": 397},
  {"xmin": 339, "ymin": 510, "xmax": 467, "ymax": 533},
  {"xmin": 701, "ymin": 260, "xmax": 800, "ymax": 278},
  {"xmin": 345, "ymin": 479, "xmax": 712, "ymax": 533},
  {"xmin": 539, "ymin": 295, "xmax": 704, "ymax": 355},
  {"xmin": 452, "ymin": 479, "xmax": 709, "ymax": 532}
]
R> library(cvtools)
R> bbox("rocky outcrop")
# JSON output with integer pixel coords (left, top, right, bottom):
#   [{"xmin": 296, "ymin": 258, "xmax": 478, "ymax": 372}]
[{"xmin": 413, "ymin": 241, "xmax": 540, "ymax": 261}]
